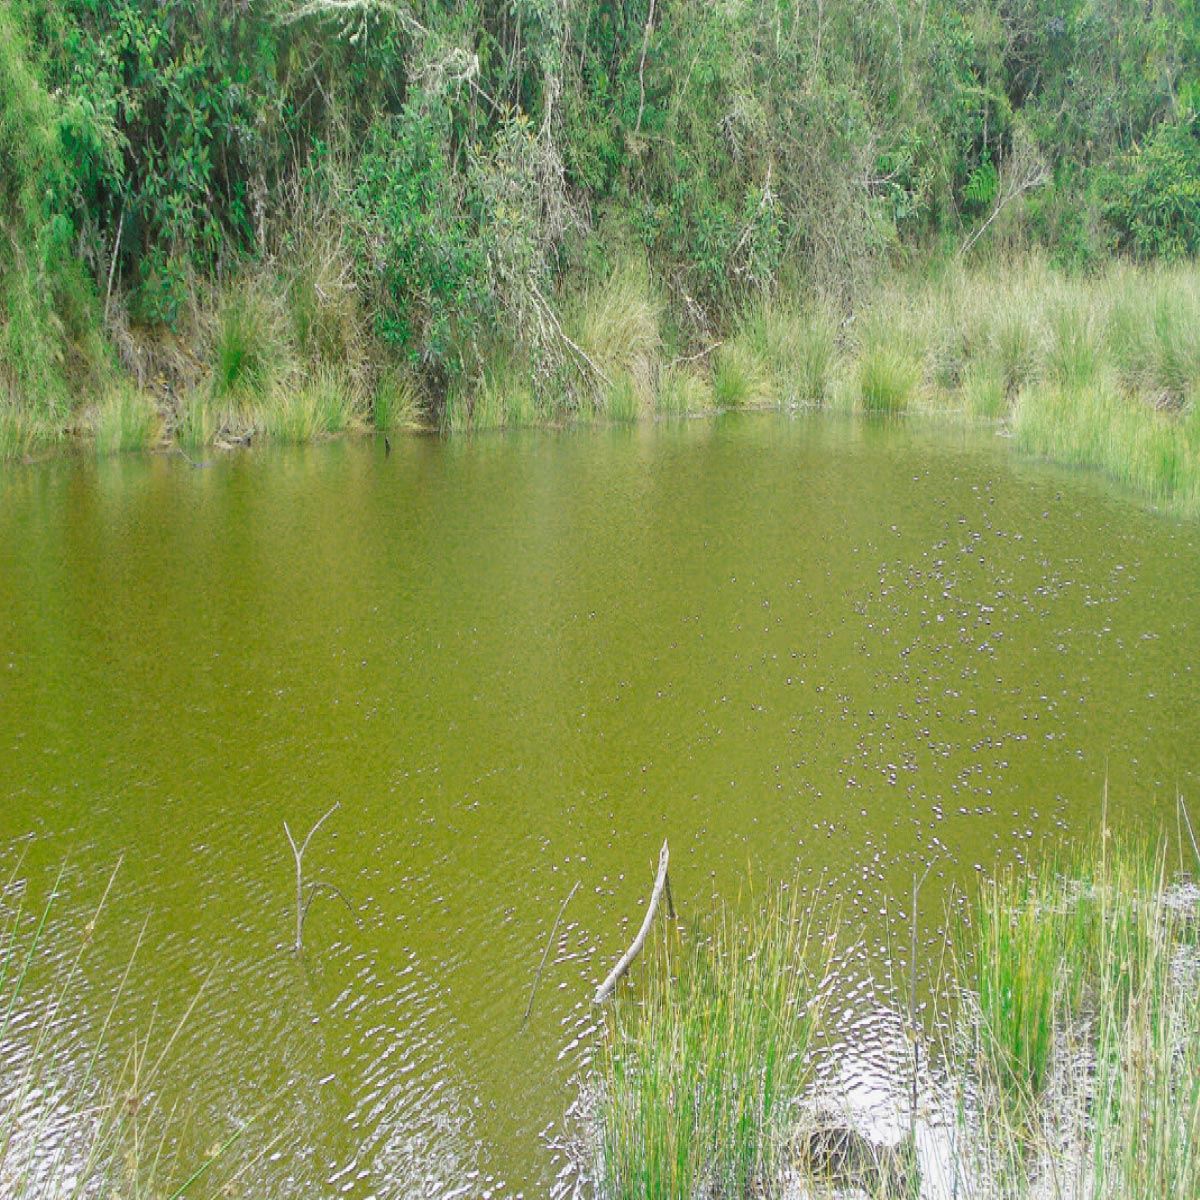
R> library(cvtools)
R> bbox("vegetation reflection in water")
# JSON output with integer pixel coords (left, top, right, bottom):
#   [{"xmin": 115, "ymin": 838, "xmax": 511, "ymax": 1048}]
[{"xmin": 0, "ymin": 415, "xmax": 1198, "ymax": 1196}]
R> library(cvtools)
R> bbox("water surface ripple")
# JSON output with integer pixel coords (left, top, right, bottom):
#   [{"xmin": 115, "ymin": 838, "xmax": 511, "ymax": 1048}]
[{"xmin": 1, "ymin": 414, "xmax": 1197, "ymax": 1196}]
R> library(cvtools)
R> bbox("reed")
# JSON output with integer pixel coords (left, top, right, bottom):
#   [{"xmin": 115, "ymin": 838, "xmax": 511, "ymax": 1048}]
[
  {"xmin": 572, "ymin": 259, "xmax": 662, "ymax": 417},
  {"xmin": 656, "ymin": 363, "xmax": 713, "ymax": 416},
  {"xmin": 737, "ymin": 299, "xmax": 838, "ymax": 406},
  {"xmin": 0, "ymin": 406, "xmax": 55, "ymax": 460},
  {"xmin": 712, "ymin": 339, "xmax": 774, "ymax": 409},
  {"xmin": 0, "ymin": 860, "xmax": 240, "ymax": 1199},
  {"xmin": 592, "ymin": 884, "xmax": 834, "ymax": 1200},
  {"xmin": 256, "ymin": 366, "xmax": 365, "ymax": 443},
  {"xmin": 90, "ymin": 384, "xmax": 162, "ymax": 455},
  {"xmin": 858, "ymin": 339, "xmax": 919, "ymax": 415},
  {"xmin": 209, "ymin": 281, "xmax": 294, "ymax": 404},
  {"xmin": 952, "ymin": 835, "xmax": 1200, "ymax": 1197},
  {"xmin": 372, "ymin": 366, "xmax": 422, "ymax": 432}
]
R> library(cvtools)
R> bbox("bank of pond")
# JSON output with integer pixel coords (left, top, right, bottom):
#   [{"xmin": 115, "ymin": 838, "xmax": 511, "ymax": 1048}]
[
  {"xmin": 4, "ymin": 258, "xmax": 1200, "ymax": 520},
  {"xmin": 3, "ymin": 828, "xmax": 1198, "ymax": 1200}
]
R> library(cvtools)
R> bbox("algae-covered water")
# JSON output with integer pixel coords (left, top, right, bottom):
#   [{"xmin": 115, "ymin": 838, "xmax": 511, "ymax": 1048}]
[{"xmin": 1, "ymin": 413, "xmax": 1197, "ymax": 1196}]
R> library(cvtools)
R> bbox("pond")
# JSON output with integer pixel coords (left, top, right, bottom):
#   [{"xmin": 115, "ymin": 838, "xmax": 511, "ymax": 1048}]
[{"xmin": 1, "ymin": 413, "xmax": 1197, "ymax": 1197}]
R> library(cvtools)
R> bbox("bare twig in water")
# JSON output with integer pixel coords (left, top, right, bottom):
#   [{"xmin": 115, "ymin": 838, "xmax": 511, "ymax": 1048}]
[
  {"xmin": 523, "ymin": 880, "xmax": 580, "ymax": 1029},
  {"xmin": 284, "ymin": 802, "xmax": 343, "ymax": 953},
  {"xmin": 594, "ymin": 840, "xmax": 671, "ymax": 1004}
]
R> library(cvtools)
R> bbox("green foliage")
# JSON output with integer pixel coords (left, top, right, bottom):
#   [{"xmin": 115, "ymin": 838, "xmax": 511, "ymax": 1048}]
[
  {"xmin": 1106, "ymin": 117, "xmax": 1200, "ymax": 261},
  {"xmin": 353, "ymin": 101, "xmax": 489, "ymax": 376}
]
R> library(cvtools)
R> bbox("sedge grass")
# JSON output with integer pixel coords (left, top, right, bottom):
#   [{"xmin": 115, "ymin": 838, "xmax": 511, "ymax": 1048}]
[
  {"xmin": 90, "ymin": 385, "xmax": 162, "ymax": 455},
  {"xmin": 656, "ymin": 363, "xmax": 713, "ymax": 416},
  {"xmin": 0, "ymin": 406, "xmax": 56, "ymax": 460},
  {"xmin": 712, "ymin": 339, "xmax": 774, "ymax": 409},
  {"xmin": 572, "ymin": 259, "xmax": 662, "ymax": 417},
  {"xmin": 372, "ymin": 366, "xmax": 423, "ymax": 432},
  {"xmin": 256, "ymin": 367, "xmax": 365, "ymax": 443},
  {"xmin": 593, "ymin": 884, "xmax": 835, "ymax": 1200},
  {"xmin": 952, "ymin": 835, "xmax": 1200, "ymax": 1197}
]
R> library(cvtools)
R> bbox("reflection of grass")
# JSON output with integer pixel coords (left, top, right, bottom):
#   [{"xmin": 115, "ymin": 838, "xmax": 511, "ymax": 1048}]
[
  {"xmin": 593, "ymin": 886, "xmax": 835, "ymax": 1200},
  {"xmin": 0, "ymin": 860, "xmax": 242, "ymax": 1199}
]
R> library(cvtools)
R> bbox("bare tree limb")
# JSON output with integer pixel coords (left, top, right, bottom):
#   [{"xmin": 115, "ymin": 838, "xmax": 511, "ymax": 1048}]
[
  {"xmin": 529, "ymin": 281, "xmax": 614, "ymax": 389},
  {"xmin": 594, "ymin": 840, "xmax": 671, "ymax": 1004}
]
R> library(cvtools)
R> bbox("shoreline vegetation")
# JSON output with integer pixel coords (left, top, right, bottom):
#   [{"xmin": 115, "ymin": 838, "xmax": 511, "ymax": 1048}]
[
  {"xmin": 4, "ymin": 259, "xmax": 1200, "ymax": 517},
  {"xmin": 4, "ymin": 831, "xmax": 1197, "ymax": 1197},
  {"xmin": 5, "ymin": 0, "xmax": 1200, "ymax": 513}
]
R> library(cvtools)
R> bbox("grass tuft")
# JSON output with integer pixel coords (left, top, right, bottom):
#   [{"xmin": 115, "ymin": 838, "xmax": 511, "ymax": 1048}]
[
  {"xmin": 91, "ymin": 385, "xmax": 162, "ymax": 455},
  {"xmin": 858, "ymin": 337, "xmax": 918, "ymax": 414},
  {"xmin": 656, "ymin": 364, "xmax": 713, "ymax": 416},
  {"xmin": 593, "ymin": 885, "xmax": 834, "ymax": 1200},
  {"xmin": 573, "ymin": 260, "xmax": 662, "ymax": 417},
  {"xmin": 712, "ymin": 340, "xmax": 774, "ymax": 408},
  {"xmin": 257, "ymin": 366, "xmax": 365, "ymax": 443},
  {"xmin": 209, "ymin": 281, "xmax": 293, "ymax": 404}
]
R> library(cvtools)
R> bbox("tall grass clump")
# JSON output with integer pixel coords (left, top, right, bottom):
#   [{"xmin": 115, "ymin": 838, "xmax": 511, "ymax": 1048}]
[
  {"xmin": 737, "ymin": 299, "xmax": 838, "ymax": 406},
  {"xmin": 593, "ymin": 885, "xmax": 834, "ymax": 1200},
  {"xmin": 0, "ymin": 406, "xmax": 56, "ymax": 460},
  {"xmin": 257, "ymin": 366, "xmax": 365, "ymax": 443},
  {"xmin": 656, "ymin": 364, "xmax": 713, "ymax": 416},
  {"xmin": 90, "ymin": 385, "xmax": 162, "ymax": 455},
  {"xmin": 572, "ymin": 260, "xmax": 662, "ymax": 420},
  {"xmin": 857, "ymin": 334, "xmax": 919, "ymax": 414},
  {"xmin": 209, "ymin": 281, "xmax": 293, "ymax": 406},
  {"xmin": 953, "ymin": 834, "xmax": 1200, "ymax": 1196},
  {"xmin": 712, "ymin": 339, "xmax": 774, "ymax": 409},
  {"xmin": 372, "ymin": 366, "xmax": 423, "ymax": 432}
]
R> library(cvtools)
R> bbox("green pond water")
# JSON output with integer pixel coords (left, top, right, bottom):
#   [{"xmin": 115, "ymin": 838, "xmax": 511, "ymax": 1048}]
[{"xmin": 1, "ymin": 413, "xmax": 1198, "ymax": 1197}]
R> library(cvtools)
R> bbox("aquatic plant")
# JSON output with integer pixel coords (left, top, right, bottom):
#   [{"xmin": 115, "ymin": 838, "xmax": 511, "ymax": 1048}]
[
  {"xmin": 572, "ymin": 260, "xmax": 662, "ymax": 417},
  {"xmin": 256, "ymin": 366, "xmax": 365, "ymax": 443},
  {"xmin": 712, "ymin": 339, "xmax": 774, "ymax": 409},
  {"xmin": 592, "ymin": 884, "xmax": 835, "ymax": 1200},
  {"xmin": 0, "ymin": 858, "xmax": 241, "ymax": 1198},
  {"xmin": 656, "ymin": 363, "xmax": 713, "ymax": 416},
  {"xmin": 952, "ymin": 834, "xmax": 1200, "ymax": 1196}
]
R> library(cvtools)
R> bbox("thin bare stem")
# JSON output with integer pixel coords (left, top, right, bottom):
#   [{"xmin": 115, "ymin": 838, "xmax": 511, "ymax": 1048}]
[
  {"xmin": 284, "ymin": 801, "xmax": 341, "ymax": 953},
  {"xmin": 523, "ymin": 880, "xmax": 580, "ymax": 1028}
]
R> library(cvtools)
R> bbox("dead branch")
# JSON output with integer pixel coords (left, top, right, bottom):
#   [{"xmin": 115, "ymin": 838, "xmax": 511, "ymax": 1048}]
[
  {"xmin": 594, "ymin": 840, "xmax": 671, "ymax": 1004},
  {"xmin": 284, "ymin": 801, "xmax": 341, "ymax": 953}
]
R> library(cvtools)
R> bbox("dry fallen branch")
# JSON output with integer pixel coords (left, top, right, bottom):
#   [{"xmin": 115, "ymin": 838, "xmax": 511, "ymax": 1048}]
[{"xmin": 594, "ymin": 840, "xmax": 671, "ymax": 1004}]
